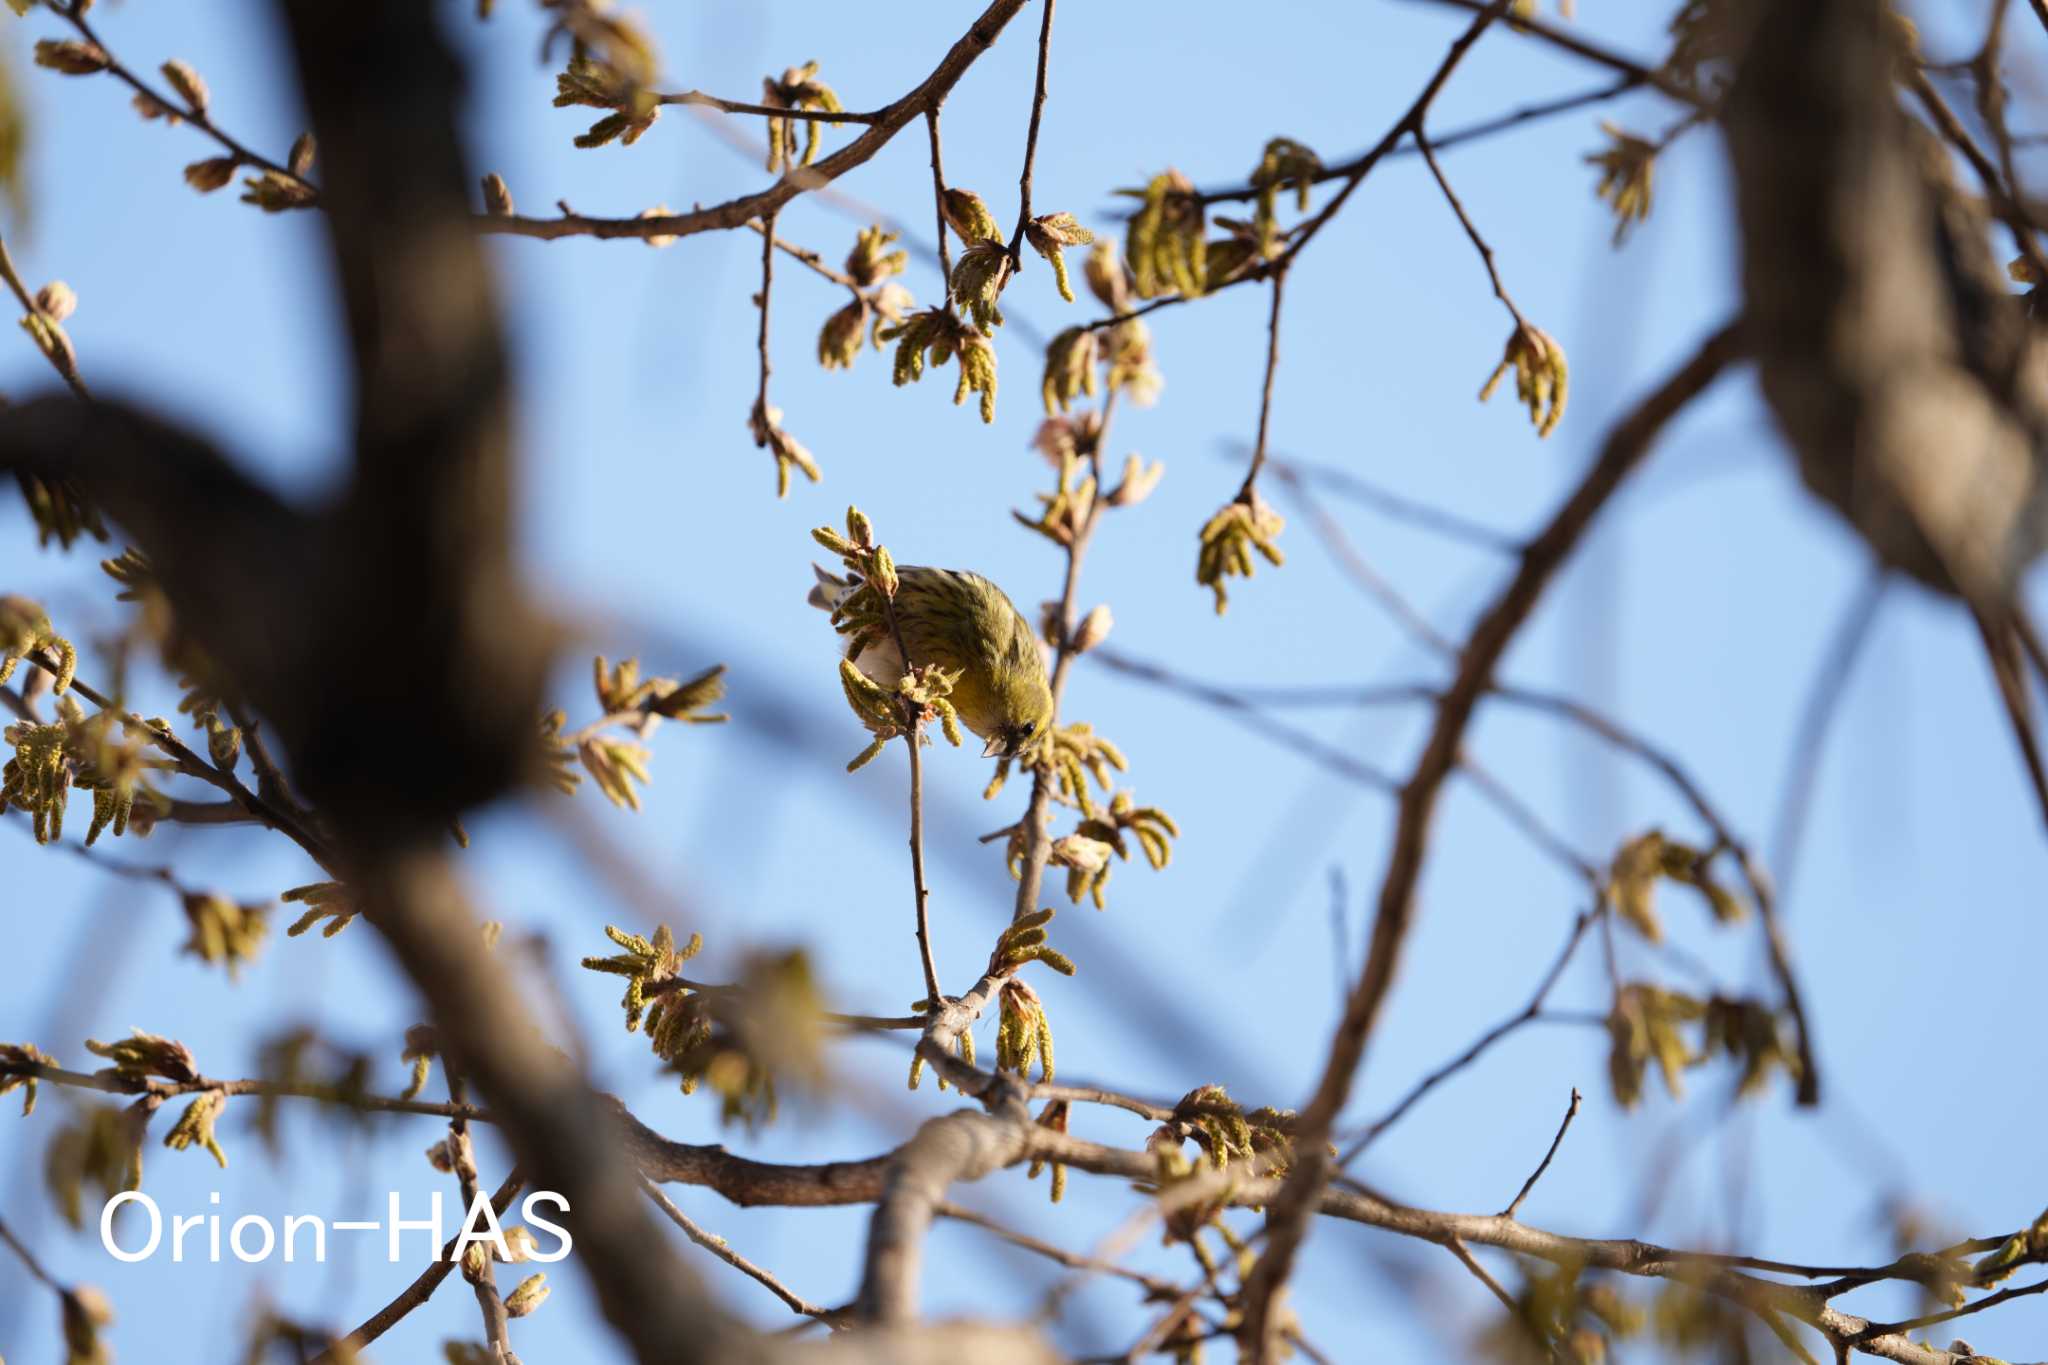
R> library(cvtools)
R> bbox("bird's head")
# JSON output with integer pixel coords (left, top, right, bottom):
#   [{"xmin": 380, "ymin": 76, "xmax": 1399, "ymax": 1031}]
[{"xmin": 979, "ymin": 671, "xmax": 1055, "ymax": 760}]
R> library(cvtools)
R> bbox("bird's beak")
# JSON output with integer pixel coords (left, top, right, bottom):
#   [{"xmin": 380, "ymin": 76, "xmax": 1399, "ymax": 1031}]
[{"xmin": 981, "ymin": 733, "xmax": 1007, "ymax": 759}]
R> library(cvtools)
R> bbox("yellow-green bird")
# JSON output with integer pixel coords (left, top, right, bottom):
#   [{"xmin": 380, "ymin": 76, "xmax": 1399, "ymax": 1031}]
[{"xmin": 809, "ymin": 563, "xmax": 1055, "ymax": 759}]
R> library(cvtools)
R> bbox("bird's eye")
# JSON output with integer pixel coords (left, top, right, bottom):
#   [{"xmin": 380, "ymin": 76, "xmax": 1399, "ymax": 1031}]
[{"xmin": 1019, "ymin": 722, "xmax": 1036, "ymax": 738}]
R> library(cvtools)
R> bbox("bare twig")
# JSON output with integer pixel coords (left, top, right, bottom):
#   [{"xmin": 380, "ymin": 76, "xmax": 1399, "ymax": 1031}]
[
  {"xmin": 1770, "ymin": 571, "xmax": 1888, "ymax": 898},
  {"xmin": 1270, "ymin": 461, "xmax": 1460, "ymax": 652},
  {"xmin": 1340, "ymin": 908, "xmax": 1598, "ymax": 1161},
  {"xmin": 1501, "ymin": 1088, "xmax": 1582, "ymax": 1219},
  {"xmin": 925, "ymin": 104, "xmax": 956, "ymax": 299},
  {"xmin": 755, "ymin": 207, "xmax": 779, "ymax": 427},
  {"xmin": 642, "ymin": 1178, "xmax": 834, "ymax": 1322},
  {"xmin": 746, "ymin": 219, "xmax": 862, "ymax": 291},
  {"xmin": 1415, "ymin": 125, "xmax": 1528, "ymax": 332},
  {"xmin": 1398, "ymin": 77, "xmax": 1643, "ymax": 156},
  {"xmin": 1005, "ymin": 0, "xmax": 1058, "ymax": 263},
  {"xmin": 1446, "ymin": 1235, "xmax": 1520, "ymax": 1315},
  {"xmin": 1413, "ymin": 0, "xmax": 1707, "ymax": 108},
  {"xmin": 0, "ymin": 1215, "xmax": 60, "ymax": 1288},
  {"xmin": 657, "ymin": 89, "xmax": 882, "ymax": 124},
  {"xmin": 904, "ymin": 726, "xmax": 943, "ymax": 1008},
  {"xmin": 1239, "ymin": 267, "xmax": 1289, "ymax": 495}
]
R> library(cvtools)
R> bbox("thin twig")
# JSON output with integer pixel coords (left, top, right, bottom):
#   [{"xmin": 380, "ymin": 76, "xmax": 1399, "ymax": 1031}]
[
  {"xmin": 1005, "ymin": 0, "xmax": 1058, "ymax": 263},
  {"xmin": 1239, "ymin": 266, "xmax": 1288, "ymax": 495},
  {"xmin": 1415, "ymin": 125, "xmax": 1527, "ymax": 332},
  {"xmin": 1413, "ymin": 0, "xmax": 1707, "ymax": 108},
  {"xmin": 1255, "ymin": 448, "xmax": 1518, "ymax": 552},
  {"xmin": 1398, "ymin": 77, "xmax": 1643, "ymax": 157},
  {"xmin": 1446, "ymin": 1235, "xmax": 1519, "ymax": 1315},
  {"xmin": 746, "ymin": 218, "xmax": 861, "ymax": 292},
  {"xmin": 1203, "ymin": 76, "xmax": 1647, "ymax": 202},
  {"xmin": 904, "ymin": 727, "xmax": 942, "ymax": 1008},
  {"xmin": 936, "ymin": 1201, "xmax": 1184, "ymax": 1300},
  {"xmin": 1501, "ymin": 1089, "xmax": 1582, "ymax": 1219},
  {"xmin": 1269, "ymin": 461, "xmax": 1461, "ymax": 652},
  {"xmin": 1769, "ymin": 570, "xmax": 1887, "ymax": 900},
  {"xmin": 1340, "ymin": 908, "xmax": 1598, "ymax": 1162},
  {"xmin": 641, "ymin": 1177, "xmax": 834, "ymax": 1321},
  {"xmin": 657, "ymin": 89, "xmax": 882, "ymax": 124},
  {"xmin": 0, "ymin": 1215, "xmax": 60, "ymax": 1288},
  {"xmin": 755, "ymin": 205, "xmax": 777, "ymax": 423},
  {"xmin": 925, "ymin": 105, "xmax": 956, "ymax": 301}
]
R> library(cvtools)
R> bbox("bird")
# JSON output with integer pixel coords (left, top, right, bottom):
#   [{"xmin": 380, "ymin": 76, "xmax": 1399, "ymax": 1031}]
[{"xmin": 808, "ymin": 563, "xmax": 1054, "ymax": 759}]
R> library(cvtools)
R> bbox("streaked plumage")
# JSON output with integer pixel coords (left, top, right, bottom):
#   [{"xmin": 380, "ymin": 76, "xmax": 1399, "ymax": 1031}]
[{"xmin": 809, "ymin": 563, "xmax": 1054, "ymax": 758}]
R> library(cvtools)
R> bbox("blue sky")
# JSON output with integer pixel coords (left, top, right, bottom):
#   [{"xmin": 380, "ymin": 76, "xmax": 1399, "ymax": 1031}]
[{"xmin": 2, "ymin": 2, "xmax": 2045, "ymax": 1361}]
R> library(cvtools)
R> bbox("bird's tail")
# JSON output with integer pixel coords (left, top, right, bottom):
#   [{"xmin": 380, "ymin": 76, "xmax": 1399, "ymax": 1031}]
[{"xmin": 807, "ymin": 563, "xmax": 859, "ymax": 613}]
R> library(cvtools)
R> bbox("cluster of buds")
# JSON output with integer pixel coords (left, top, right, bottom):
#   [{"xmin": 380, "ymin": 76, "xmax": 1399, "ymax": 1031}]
[
  {"xmin": 1023, "ymin": 211, "xmax": 1095, "ymax": 302},
  {"xmin": 880, "ymin": 306, "xmax": 998, "ymax": 422},
  {"xmin": 282, "ymin": 881, "xmax": 359, "ymax": 938},
  {"xmin": 573, "ymin": 655, "xmax": 728, "ymax": 809},
  {"xmin": 1586, "ymin": 122, "xmax": 1656, "ymax": 245},
  {"xmin": 1169, "ymin": 1085, "xmax": 1304, "ymax": 1176},
  {"xmin": 1122, "ymin": 169, "xmax": 1208, "ymax": 299},
  {"xmin": 993, "ymin": 910, "xmax": 1078, "ymax": 1085},
  {"xmin": 1605, "ymin": 983, "xmax": 1700, "ymax": 1107},
  {"xmin": 1481, "ymin": 321, "xmax": 1569, "ymax": 438},
  {"xmin": 180, "ymin": 891, "xmax": 270, "ymax": 978},
  {"xmin": 164, "ymin": 1090, "xmax": 228, "ymax": 1168},
  {"xmin": 0, "ymin": 1041, "xmax": 55, "ymax": 1116},
  {"xmin": 1040, "ymin": 327, "xmax": 1101, "ymax": 415},
  {"xmin": 240, "ymin": 136, "xmax": 318, "ymax": 213},
  {"xmin": 16, "ymin": 273, "xmax": 82, "ymax": 383},
  {"xmin": 1606, "ymin": 829, "xmax": 1743, "ymax": 943},
  {"xmin": 556, "ymin": 51, "xmax": 659, "ymax": 149},
  {"xmin": 86, "ymin": 1029, "xmax": 200, "ymax": 1085},
  {"xmin": 1013, "ymin": 442, "xmax": 1097, "ymax": 549},
  {"xmin": 1606, "ymin": 981, "xmax": 1800, "ymax": 1109},
  {"xmin": 581, "ymin": 921, "xmax": 704, "ymax": 1035},
  {"xmin": 1195, "ymin": 488, "xmax": 1286, "ymax": 614},
  {"xmin": 818, "ymin": 226, "xmax": 914, "ymax": 372},
  {"xmin": 1042, "ymin": 789, "xmax": 1178, "ymax": 909},
  {"xmin": 950, "ymin": 241, "xmax": 1012, "ymax": 333},
  {"xmin": 761, "ymin": 61, "xmax": 844, "ymax": 174},
  {"xmin": 750, "ymin": 399, "xmax": 822, "ymax": 498}
]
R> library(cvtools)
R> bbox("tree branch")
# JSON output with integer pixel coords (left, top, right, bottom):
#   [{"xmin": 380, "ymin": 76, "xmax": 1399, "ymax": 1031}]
[
  {"xmin": 476, "ymin": 1, "xmax": 1029, "ymax": 245},
  {"xmin": 1236, "ymin": 319, "xmax": 1745, "ymax": 1362}
]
